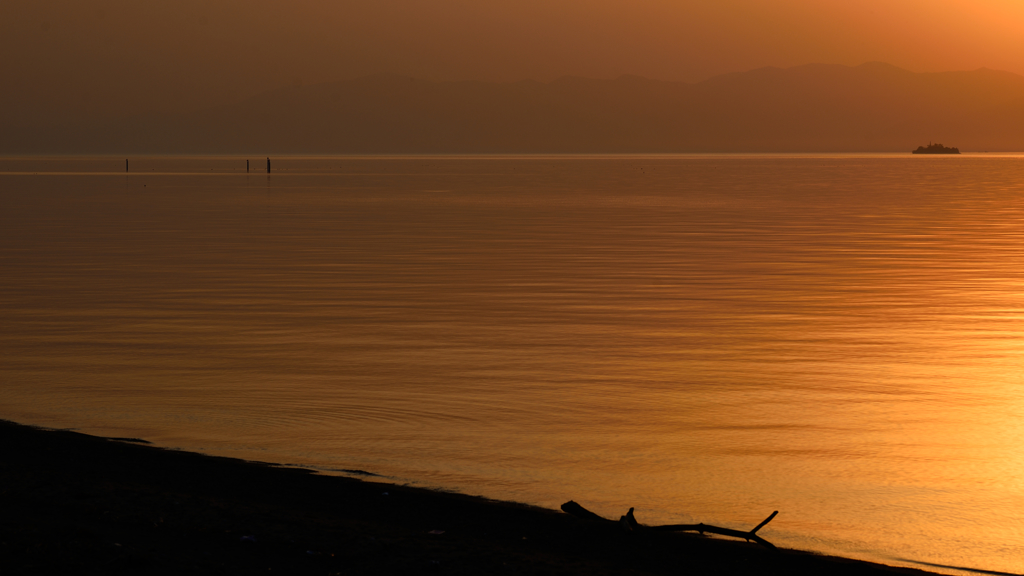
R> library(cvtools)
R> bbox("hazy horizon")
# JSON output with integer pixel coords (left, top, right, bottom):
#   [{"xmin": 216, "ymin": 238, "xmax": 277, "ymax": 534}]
[
  {"xmin": 7, "ymin": 0, "xmax": 1024, "ymax": 126},
  {"xmin": 7, "ymin": 61, "xmax": 1024, "ymax": 154}
]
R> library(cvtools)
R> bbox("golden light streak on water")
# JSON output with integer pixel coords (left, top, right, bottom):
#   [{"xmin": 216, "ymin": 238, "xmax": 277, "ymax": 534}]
[{"xmin": 2, "ymin": 154, "xmax": 1023, "ymax": 574}]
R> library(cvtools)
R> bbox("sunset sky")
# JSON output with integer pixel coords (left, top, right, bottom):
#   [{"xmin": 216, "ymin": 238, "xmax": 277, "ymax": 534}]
[{"xmin": 4, "ymin": 0, "xmax": 1024, "ymax": 123}]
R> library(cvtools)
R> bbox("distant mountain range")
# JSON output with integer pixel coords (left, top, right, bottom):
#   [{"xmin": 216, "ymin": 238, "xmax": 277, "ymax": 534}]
[{"xmin": 7, "ymin": 62, "xmax": 1024, "ymax": 153}]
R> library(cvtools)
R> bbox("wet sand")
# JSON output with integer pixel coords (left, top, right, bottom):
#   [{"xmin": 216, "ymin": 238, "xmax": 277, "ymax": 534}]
[{"xmin": 0, "ymin": 419, "xmax": 937, "ymax": 575}]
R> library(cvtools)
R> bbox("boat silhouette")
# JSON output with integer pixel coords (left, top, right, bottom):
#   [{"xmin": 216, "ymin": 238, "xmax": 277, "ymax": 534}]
[{"xmin": 913, "ymin": 142, "xmax": 960, "ymax": 154}]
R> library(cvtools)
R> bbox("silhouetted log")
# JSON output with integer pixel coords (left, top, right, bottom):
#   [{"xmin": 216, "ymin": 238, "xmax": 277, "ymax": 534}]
[
  {"xmin": 750, "ymin": 510, "xmax": 778, "ymax": 534},
  {"xmin": 561, "ymin": 501, "xmax": 779, "ymax": 550},
  {"xmin": 625, "ymin": 507, "xmax": 639, "ymax": 529},
  {"xmin": 649, "ymin": 510, "xmax": 779, "ymax": 550},
  {"xmin": 618, "ymin": 507, "xmax": 640, "ymax": 533},
  {"xmin": 560, "ymin": 501, "xmax": 612, "ymax": 523}
]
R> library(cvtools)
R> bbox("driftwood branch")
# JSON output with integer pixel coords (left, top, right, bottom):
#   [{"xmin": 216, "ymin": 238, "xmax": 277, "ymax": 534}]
[
  {"xmin": 560, "ymin": 501, "xmax": 779, "ymax": 550},
  {"xmin": 560, "ymin": 500, "xmax": 611, "ymax": 523},
  {"xmin": 750, "ymin": 510, "xmax": 779, "ymax": 534}
]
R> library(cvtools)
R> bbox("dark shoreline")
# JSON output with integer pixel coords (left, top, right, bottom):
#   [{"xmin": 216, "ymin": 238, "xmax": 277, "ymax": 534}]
[{"xmin": 1, "ymin": 419, "xmax": 939, "ymax": 575}]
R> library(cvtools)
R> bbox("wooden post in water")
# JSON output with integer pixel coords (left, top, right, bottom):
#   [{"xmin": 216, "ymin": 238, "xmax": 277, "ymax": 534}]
[
  {"xmin": 266, "ymin": 157, "xmax": 271, "ymax": 173},
  {"xmin": 247, "ymin": 159, "xmax": 249, "ymax": 173},
  {"xmin": 125, "ymin": 159, "xmax": 128, "ymax": 172}
]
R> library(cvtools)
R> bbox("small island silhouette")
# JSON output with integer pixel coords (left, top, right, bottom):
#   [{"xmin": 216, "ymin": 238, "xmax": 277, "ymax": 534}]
[{"xmin": 912, "ymin": 142, "xmax": 960, "ymax": 154}]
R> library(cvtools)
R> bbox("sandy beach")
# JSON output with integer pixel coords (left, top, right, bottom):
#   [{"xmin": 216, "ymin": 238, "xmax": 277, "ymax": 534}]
[{"xmin": 0, "ymin": 419, "xmax": 941, "ymax": 575}]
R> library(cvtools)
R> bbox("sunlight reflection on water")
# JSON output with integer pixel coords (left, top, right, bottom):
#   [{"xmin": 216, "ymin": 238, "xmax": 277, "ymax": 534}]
[{"xmin": 2, "ymin": 154, "xmax": 1023, "ymax": 574}]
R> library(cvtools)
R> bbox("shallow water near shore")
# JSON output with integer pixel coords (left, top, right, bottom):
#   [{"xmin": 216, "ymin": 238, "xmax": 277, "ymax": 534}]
[{"xmin": 2, "ymin": 154, "xmax": 1023, "ymax": 575}]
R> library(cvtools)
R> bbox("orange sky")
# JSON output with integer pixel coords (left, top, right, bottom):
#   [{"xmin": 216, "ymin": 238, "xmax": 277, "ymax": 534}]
[{"xmin": 4, "ymin": 0, "xmax": 1024, "ymax": 123}]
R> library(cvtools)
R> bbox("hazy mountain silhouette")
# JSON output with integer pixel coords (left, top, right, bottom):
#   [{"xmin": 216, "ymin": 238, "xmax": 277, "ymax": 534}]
[{"xmin": 8, "ymin": 62, "xmax": 1024, "ymax": 153}]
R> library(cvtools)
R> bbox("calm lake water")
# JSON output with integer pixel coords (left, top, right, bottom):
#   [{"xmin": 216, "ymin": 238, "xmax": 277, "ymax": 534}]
[{"xmin": 2, "ymin": 155, "xmax": 1023, "ymax": 574}]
